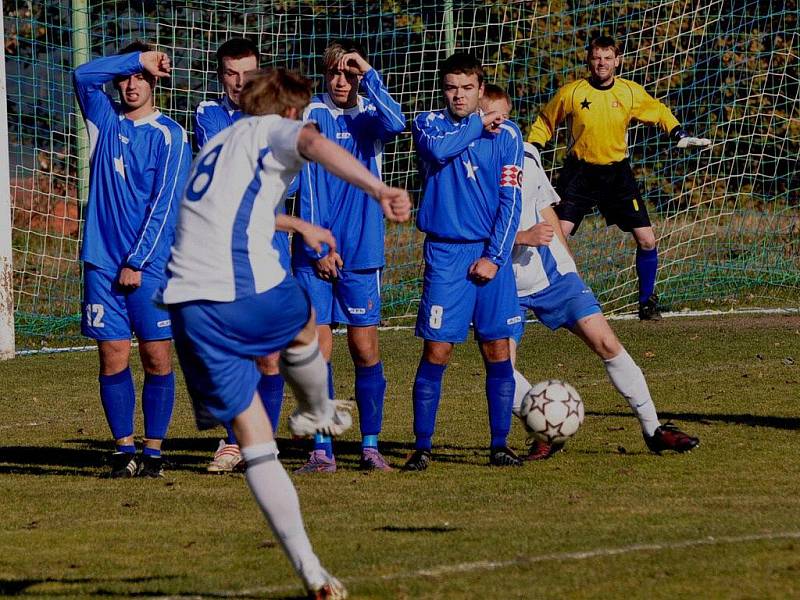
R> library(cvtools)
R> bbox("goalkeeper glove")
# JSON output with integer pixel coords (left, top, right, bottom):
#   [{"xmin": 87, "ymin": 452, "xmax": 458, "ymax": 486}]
[{"xmin": 672, "ymin": 128, "xmax": 711, "ymax": 148}]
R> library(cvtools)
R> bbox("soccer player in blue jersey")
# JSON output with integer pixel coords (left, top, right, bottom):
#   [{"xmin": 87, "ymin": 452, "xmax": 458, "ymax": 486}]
[
  {"xmin": 291, "ymin": 40, "xmax": 405, "ymax": 473},
  {"xmin": 162, "ymin": 67, "xmax": 410, "ymax": 599},
  {"xmin": 479, "ymin": 86, "xmax": 699, "ymax": 460},
  {"xmin": 193, "ymin": 37, "xmax": 288, "ymax": 473},
  {"xmin": 404, "ymin": 53, "xmax": 524, "ymax": 470},
  {"xmin": 73, "ymin": 41, "xmax": 191, "ymax": 478}
]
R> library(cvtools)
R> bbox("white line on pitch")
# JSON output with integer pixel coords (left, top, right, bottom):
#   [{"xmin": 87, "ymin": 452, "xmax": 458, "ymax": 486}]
[{"xmin": 150, "ymin": 530, "xmax": 800, "ymax": 598}]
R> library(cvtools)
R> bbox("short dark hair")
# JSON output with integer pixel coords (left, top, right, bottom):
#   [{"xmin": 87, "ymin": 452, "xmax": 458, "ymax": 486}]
[
  {"xmin": 586, "ymin": 35, "xmax": 620, "ymax": 60},
  {"xmin": 322, "ymin": 38, "xmax": 368, "ymax": 72},
  {"xmin": 115, "ymin": 40, "xmax": 155, "ymax": 88},
  {"xmin": 216, "ymin": 37, "xmax": 260, "ymax": 72},
  {"xmin": 482, "ymin": 83, "xmax": 511, "ymax": 105},
  {"xmin": 118, "ymin": 39, "xmax": 153, "ymax": 55},
  {"xmin": 239, "ymin": 68, "xmax": 313, "ymax": 117},
  {"xmin": 439, "ymin": 52, "xmax": 484, "ymax": 86}
]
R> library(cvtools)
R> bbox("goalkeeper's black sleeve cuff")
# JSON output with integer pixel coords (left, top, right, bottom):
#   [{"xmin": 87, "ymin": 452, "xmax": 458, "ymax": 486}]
[
  {"xmin": 670, "ymin": 126, "xmax": 688, "ymax": 142},
  {"xmin": 531, "ymin": 142, "xmax": 544, "ymax": 151}
]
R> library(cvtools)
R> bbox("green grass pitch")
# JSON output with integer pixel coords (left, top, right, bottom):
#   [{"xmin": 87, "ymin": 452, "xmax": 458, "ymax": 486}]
[{"xmin": 1, "ymin": 315, "xmax": 799, "ymax": 598}]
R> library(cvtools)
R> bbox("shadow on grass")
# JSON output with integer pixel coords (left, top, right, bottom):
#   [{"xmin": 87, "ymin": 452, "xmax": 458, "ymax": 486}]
[{"xmin": 586, "ymin": 410, "xmax": 800, "ymax": 430}]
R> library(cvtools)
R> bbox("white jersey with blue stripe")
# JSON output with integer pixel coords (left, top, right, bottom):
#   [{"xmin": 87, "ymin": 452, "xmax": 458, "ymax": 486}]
[
  {"xmin": 73, "ymin": 52, "xmax": 191, "ymax": 273},
  {"xmin": 413, "ymin": 110, "xmax": 523, "ymax": 266},
  {"xmin": 162, "ymin": 116, "xmax": 307, "ymax": 304},
  {"xmin": 512, "ymin": 142, "xmax": 578, "ymax": 297},
  {"xmin": 291, "ymin": 68, "xmax": 405, "ymax": 270},
  {"xmin": 193, "ymin": 95, "xmax": 241, "ymax": 149}
]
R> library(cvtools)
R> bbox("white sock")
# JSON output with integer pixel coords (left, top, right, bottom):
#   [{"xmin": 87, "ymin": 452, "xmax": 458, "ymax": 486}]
[
  {"xmin": 242, "ymin": 442, "xmax": 326, "ymax": 591},
  {"xmin": 512, "ymin": 369, "xmax": 533, "ymax": 418},
  {"xmin": 603, "ymin": 348, "xmax": 660, "ymax": 436},
  {"xmin": 279, "ymin": 338, "xmax": 329, "ymax": 415}
]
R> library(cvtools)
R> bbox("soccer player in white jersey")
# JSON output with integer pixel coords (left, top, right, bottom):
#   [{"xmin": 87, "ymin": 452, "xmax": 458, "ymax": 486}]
[
  {"xmin": 193, "ymin": 37, "xmax": 289, "ymax": 473},
  {"xmin": 161, "ymin": 68, "xmax": 410, "ymax": 599},
  {"xmin": 291, "ymin": 39, "xmax": 405, "ymax": 473},
  {"xmin": 73, "ymin": 41, "xmax": 191, "ymax": 478},
  {"xmin": 480, "ymin": 85, "xmax": 699, "ymax": 459}
]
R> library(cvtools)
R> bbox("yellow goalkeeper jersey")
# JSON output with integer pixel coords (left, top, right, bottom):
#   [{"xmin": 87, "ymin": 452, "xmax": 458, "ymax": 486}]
[{"xmin": 527, "ymin": 77, "xmax": 681, "ymax": 165}]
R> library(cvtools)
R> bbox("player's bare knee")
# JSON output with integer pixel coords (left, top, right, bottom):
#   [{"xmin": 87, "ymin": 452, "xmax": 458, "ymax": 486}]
[
  {"xmin": 423, "ymin": 340, "xmax": 453, "ymax": 365},
  {"xmin": 633, "ymin": 229, "xmax": 657, "ymax": 250},
  {"xmin": 98, "ymin": 340, "xmax": 131, "ymax": 375},
  {"xmin": 256, "ymin": 353, "xmax": 281, "ymax": 375},
  {"xmin": 480, "ymin": 338, "xmax": 510, "ymax": 363},
  {"xmin": 348, "ymin": 325, "xmax": 380, "ymax": 367},
  {"xmin": 139, "ymin": 340, "xmax": 172, "ymax": 375}
]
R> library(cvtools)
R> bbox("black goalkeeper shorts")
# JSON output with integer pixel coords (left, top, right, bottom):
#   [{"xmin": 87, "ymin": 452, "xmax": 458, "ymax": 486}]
[{"xmin": 554, "ymin": 156, "xmax": 651, "ymax": 234}]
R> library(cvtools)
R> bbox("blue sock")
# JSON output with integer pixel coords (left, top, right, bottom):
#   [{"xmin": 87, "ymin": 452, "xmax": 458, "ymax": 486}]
[
  {"xmin": 412, "ymin": 359, "xmax": 447, "ymax": 450},
  {"xmin": 257, "ymin": 373, "xmax": 284, "ymax": 433},
  {"xmin": 142, "ymin": 372, "xmax": 175, "ymax": 441},
  {"xmin": 485, "ymin": 359, "xmax": 514, "ymax": 450},
  {"xmin": 143, "ymin": 446, "xmax": 161, "ymax": 458},
  {"xmin": 224, "ymin": 422, "xmax": 237, "ymax": 445},
  {"xmin": 313, "ymin": 362, "xmax": 335, "ymax": 458},
  {"xmin": 314, "ymin": 433, "xmax": 333, "ymax": 458},
  {"xmin": 116, "ymin": 443, "xmax": 136, "ymax": 454},
  {"xmin": 355, "ymin": 362, "xmax": 386, "ymax": 446},
  {"xmin": 99, "ymin": 367, "xmax": 135, "ymax": 440},
  {"xmin": 636, "ymin": 246, "xmax": 658, "ymax": 304},
  {"xmin": 327, "ymin": 361, "xmax": 335, "ymax": 399}
]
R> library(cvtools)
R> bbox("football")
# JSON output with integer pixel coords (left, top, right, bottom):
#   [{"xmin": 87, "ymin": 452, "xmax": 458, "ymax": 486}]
[{"xmin": 520, "ymin": 379, "xmax": 584, "ymax": 444}]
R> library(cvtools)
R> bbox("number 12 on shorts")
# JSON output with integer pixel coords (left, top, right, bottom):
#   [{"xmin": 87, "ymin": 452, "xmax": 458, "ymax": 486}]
[
  {"xmin": 429, "ymin": 305, "xmax": 444, "ymax": 329},
  {"xmin": 85, "ymin": 303, "xmax": 105, "ymax": 328}
]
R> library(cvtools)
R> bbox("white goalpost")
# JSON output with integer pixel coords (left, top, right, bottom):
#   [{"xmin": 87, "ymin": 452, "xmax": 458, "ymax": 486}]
[{"xmin": 0, "ymin": 2, "xmax": 16, "ymax": 360}]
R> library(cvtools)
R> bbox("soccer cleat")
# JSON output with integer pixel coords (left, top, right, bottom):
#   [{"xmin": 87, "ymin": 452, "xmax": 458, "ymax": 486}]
[
  {"xmin": 109, "ymin": 452, "xmax": 140, "ymax": 478},
  {"xmin": 644, "ymin": 423, "xmax": 700, "ymax": 454},
  {"xmin": 525, "ymin": 439, "xmax": 565, "ymax": 461},
  {"xmin": 489, "ymin": 446, "xmax": 523, "ymax": 467},
  {"xmin": 307, "ymin": 573, "xmax": 348, "ymax": 599},
  {"xmin": 294, "ymin": 450, "xmax": 336, "ymax": 474},
  {"xmin": 288, "ymin": 400, "xmax": 353, "ymax": 438},
  {"xmin": 139, "ymin": 455, "xmax": 165, "ymax": 478},
  {"xmin": 402, "ymin": 449, "xmax": 431, "ymax": 471},
  {"xmin": 207, "ymin": 439, "xmax": 244, "ymax": 473},
  {"xmin": 359, "ymin": 448, "xmax": 393, "ymax": 471},
  {"xmin": 638, "ymin": 294, "xmax": 663, "ymax": 321}
]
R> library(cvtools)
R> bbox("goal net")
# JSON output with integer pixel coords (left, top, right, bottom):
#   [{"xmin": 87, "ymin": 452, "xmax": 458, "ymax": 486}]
[{"xmin": 4, "ymin": 0, "xmax": 798, "ymax": 350}]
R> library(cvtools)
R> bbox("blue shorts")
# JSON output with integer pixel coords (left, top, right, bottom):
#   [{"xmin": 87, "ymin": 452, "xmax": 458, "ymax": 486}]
[
  {"xmin": 415, "ymin": 239, "xmax": 520, "ymax": 343},
  {"xmin": 511, "ymin": 272, "xmax": 602, "ymax": 343},
  {"xmin": 81, "ymin": 263, "xmax": 172, "ymax": 341},
  {"xmin": 293, "ymin": 267, "xmax": 381, "ymax": 326},
  {"xmin": 169, "ymin": 276, "xmax": 310, "ymax": 429}
]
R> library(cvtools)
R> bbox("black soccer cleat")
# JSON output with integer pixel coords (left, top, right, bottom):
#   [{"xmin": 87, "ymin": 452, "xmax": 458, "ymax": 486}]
[
  {"xmin": 109, "ymin": 452, "xmax": 140, "ymax": 478},
  {"xmin": 138, "ymin": 455, "xmax": 165, "ymax": 478},
  {"xmin": 638, "ymin": 294, "xmax": 663, "ymax": 321},
  {"xmin": 403, "ymin": 449, "xmax": 432, "ymax": 471},
  {"xmin": 644, "ymin": 423, "xmax": 700, "ymax": 454},
  {"xmin": 525, "ymin": 439, "xmax": 565, "ymax": 461},
  {"xmin": 489, "ymin": 446, "xmax": 523, "ymax": 467}
]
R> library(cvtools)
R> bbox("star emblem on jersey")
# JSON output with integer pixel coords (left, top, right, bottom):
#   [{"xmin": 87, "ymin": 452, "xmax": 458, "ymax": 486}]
[
  {"xmin": 580, "ymin": 98, "xmax": 591, "ymax": 110},
  {"xmin": 113, "ymin": 156, "xmax": 126, "ymax": 179},
  {"xmin": 463, "ymin": 160, "xmax": 479, "ymax": 180},
  {"xmin": 500, "ymin": 165, "xmax": 522, "ymax": 188}
]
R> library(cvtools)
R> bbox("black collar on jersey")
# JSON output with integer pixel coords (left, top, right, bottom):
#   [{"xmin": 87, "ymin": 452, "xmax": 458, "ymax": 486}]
[{"xmin": 588, "ymin": 77, "xmax": 616, "ymax": 91}]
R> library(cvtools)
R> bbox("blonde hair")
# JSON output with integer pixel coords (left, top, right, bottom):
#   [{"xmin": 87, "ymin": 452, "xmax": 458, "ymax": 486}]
[
  {"xmin": 239, "ymin": 68, "xmax": 312, "ymax": 116},
  {"xmin": 322, "ymin": 39, "xmax": 367, "ymax": 72}
]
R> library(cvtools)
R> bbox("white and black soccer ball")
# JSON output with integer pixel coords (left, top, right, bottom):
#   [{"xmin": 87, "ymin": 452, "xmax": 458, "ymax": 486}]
[{"xmin": 520, "ymin": 379, "xmax": 584, "ymax": 444}]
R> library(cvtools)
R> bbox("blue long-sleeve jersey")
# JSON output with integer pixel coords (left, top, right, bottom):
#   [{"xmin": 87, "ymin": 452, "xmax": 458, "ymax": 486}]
[
  {"xmin": 193, "ymin": 94, "xmax": 239, "ymax": 150},
  {"xmin": 194, "ymin": 94, "xmax": 292, "ymax": 269},
  {"xmin": 73, "ymin": 51, "xmax": 191, "ymax": 273},
  {"xmin": 413, "ymin": 110, "xmax": 523, "ymax": 266},
  {"xmin": 291, "ymin": 67, "xmax": 405, "ymax": 271}
]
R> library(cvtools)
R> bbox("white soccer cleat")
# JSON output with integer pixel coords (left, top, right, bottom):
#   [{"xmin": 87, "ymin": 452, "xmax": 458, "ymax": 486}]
[
  {"xmin": 206, "ymin": 439, "xmax": 243, "ymax": 473},
  {"xmin": 307, "ymin": 572, "xmax": 348, "ymax": 599},
  {"xmin": 288, "ymin": 400, "xmax": 353, "ymax": 438}
]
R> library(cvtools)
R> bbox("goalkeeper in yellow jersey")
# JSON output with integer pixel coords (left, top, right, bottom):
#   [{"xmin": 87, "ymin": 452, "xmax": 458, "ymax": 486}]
[{"xmin": 527, "ymin": 35, "xmax": 710, "ymax": 320}]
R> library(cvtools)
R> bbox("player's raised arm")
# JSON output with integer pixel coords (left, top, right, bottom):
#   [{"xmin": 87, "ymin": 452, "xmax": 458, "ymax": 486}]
[
  {"xmin": 297, "ymin": 125, "xmax": 411, "ymax": 223},
  {"xmin": 73, "ymin": 52, "xmax": 147, "ymax": 124},
  {"xmin": 413, "ymin": 111, "xmax": 485, "ymax": 164}
]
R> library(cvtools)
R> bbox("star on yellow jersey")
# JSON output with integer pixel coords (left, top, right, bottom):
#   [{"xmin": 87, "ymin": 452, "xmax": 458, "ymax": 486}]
[{"xmin": 527, "ymin": 77, "xmax": 680, "ymax": 165}]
